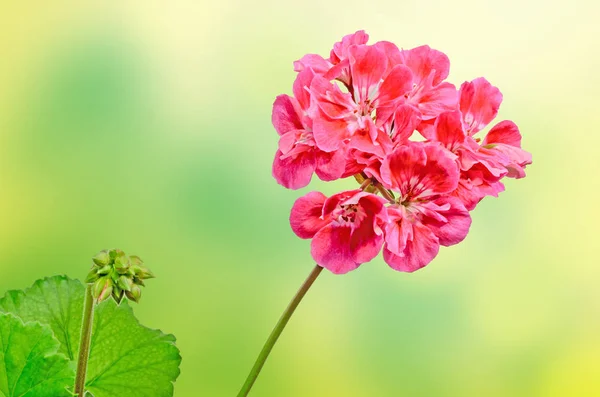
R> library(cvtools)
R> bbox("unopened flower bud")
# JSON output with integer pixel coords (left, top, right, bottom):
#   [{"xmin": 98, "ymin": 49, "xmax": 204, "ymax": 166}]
[
  {"xmin": 93, "ymin": 278, "xmax": 109, "ymax": 300},
  {"xmin": 85, "ymin": 269, "xmax": 100, "ymax": 284},
  {"xmin": 92, "ymin": 250, "xmax": 111, "ymax": 267},
  {"xmin": 126, "ymin": 284, "xmax": 142, "ymax": 303},
  {"xmin": 98, "ymin": 283, "xmax": 113, "ymax": 303},
  {"xmin": 129, "ymin": 255, "xmax": 144, "ymax": 267},
  {"xmin": 135, "ymin": 266, "xmax": 155, "ymax": 280},
  {"xmin": 117, "ymin": 275, "xmax": 133, "ymax": 292},
  {"xmin": 98, "ymin": 265, "xmax": 112, "ymax": 275},
  {"xmin": 113, "ymin": 253, "xmax": 130, "ymax": 273}
]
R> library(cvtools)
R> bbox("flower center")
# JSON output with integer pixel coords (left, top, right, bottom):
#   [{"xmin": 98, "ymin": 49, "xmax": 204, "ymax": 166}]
[{"xmin": 333, "ymin": 204, "xmax": 365, "ymax": 227}]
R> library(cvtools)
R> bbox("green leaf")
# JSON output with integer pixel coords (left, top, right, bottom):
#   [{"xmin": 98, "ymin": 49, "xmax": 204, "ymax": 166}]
[
  {"xmin": 0, "ymin": 276, "xmax": 181, "ymax": 397},
  {"xmin": 0, "ymin": 313, "xmax": 73, "ymax": 397},
  {"xmin": 85, "ymin": 300, "xmax": 181, "ymax": 397},
  {"xmin": 0, "ymin": 276, "xmax": 84, "ymax": 361}
]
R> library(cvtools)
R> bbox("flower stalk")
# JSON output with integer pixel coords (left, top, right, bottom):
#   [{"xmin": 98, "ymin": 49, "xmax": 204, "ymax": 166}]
[
  {"xmin": 237, "ymin": 264, "xmax": 324, "ymax": 397},
  {"xmin": 74, "ymin": 284, "xmax": 94, "ymax": 396}
]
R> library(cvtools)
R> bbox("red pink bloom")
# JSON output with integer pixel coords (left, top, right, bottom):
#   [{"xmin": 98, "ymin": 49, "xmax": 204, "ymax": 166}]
[
  {"xmin": 290, "ymin": 190, "xmax": 388, "ymax": 274},
  {"xmin": 274, "ymin": 31, "xmax": 531, "ymax": 273}
]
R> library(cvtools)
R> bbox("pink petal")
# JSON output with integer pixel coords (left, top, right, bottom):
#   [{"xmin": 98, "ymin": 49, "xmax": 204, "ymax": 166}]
[
  {"xmin": 323, "ymin": 60, "xmax": 351, "ymax": 84},
  {"xmin": 432, "ymin": 111, "xmax": 467, "ymax": 151},
  {"xmin": 453, "ymin": 175, "xmax": 505, "ymax": 210},
  {"xmin": 383, "ymin": 206, "xmax": 410, "ymax": 256},
  {"xmin": 311, "ymin": 225, "xmax": 360, "ymax": 274},
  {"xmin": 459, "ymin": 77, "xmax": 503, "ymax": 134},
  {"xmin": 312, "ymin": 114, "xmax": 352, "ymax": 152},
  {"xmin": 272, "ymin": 149, "xmax": 316, "ymax": 190},
  {"xmin": 293, "ymin": 54, "xmax": 332, "ymax": 75},
  {"xmin": 414, "ymin": 81, "xmax": 458, "ymax": 121},
  {"xmin": 401, "ymin": 45, "xmax": 450, "ymax": 87},
  {"xmin": 330, "ymin": 30, "xmax": 370, "ymax": 64},
  {"xmin": 277, "ymin": 130, "xmax": 300, "ymax": 154},
  {"xmin": 452, "ymin": 178, "xmax": 483, "ymax": 211},
  {"xmin": 416, "ymin": 118, "xmax": 436, "ymax": 140},
  {"xmin": 497, "ymin": 147, "xmax": 531, "ymax": 178},
  {"xmin": 293, "ymin": 68, "xmax": 316, "ymax": 111},
  {"xmin": 383, "ymin": 222, "xmax": 440, "ymax": 272},
  {"xmin": 482, "ymin": 121, "xmax": 532, "ymax": 178},
  {"xmin": 350, "ymin": 222, "xmax": 385, "ymax": 265},
  {"xmin": 373, "ymin": 41, "xmax": 403, "ymax": 76},
  {"xmin": 391, "ymin": 105, "xmax": 421, "ymax": 144},
  {"xmin": 421, "ymin": 196, "xmax": 472, "ymax": 246},
  {"xmin": 376, "ymin": 65, "xmax": 413, "ymax": 106},
  {"xmin": 380, "ymin": 142, "xmax": 459, "ymax": 198},
  {"xmin": 309, "ymin": 75, "xmax": 356, "ymax": 119},
  {"xmin": 458, "ymin": 145, "xmax": 507, "ymax": 178},
  {"xmin": 289, "ymin": 191, "xmax": 328, "ymax": 238},
  {"xmin": 483, "ymin": 120, "xmax": 521, "ymax": 147},
  {"xmin": 349, "ymin": 45, "xmax": 387, "ymax": 103},
  {"xmin": 315, "ymin": 146, "xmax": 347, "ymax": 181},
  {"xmin": 348, "ymin": 118, "xmax": 387, "ymax": 157},
  {"xmin": 272, "ymin": 95, "xmax": 303, "ymax": 135}
]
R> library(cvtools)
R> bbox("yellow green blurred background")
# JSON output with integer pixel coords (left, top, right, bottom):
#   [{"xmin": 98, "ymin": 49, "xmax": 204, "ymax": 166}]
[{"xmin": 1, "ymin": 1, "xmax": 598, "ymax": 396}]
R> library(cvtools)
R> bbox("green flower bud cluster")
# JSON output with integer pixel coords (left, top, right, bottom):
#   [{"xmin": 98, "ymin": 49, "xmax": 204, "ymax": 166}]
[{"xmin": 85, "ymin": 249, "xmax": 155, "ymax": 304}]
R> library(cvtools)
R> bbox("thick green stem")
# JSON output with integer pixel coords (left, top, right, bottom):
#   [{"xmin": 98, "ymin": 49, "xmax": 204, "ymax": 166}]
[
  {"xmin": 237, "ymin": 264, "xmax": 324, "ymax": 397},
  {"xmin": 74, "ymin": 284, "xmax": 95, "ymax": 396}
]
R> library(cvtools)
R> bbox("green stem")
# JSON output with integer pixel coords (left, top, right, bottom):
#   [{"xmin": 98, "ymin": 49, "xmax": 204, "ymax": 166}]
[
  {"xmin": 74, "ymin": 284, "xmax": 95, "ymax": 396},
  {"xmin": 237, "ymin": 264, "xmax": 324, "ymax": 397}
]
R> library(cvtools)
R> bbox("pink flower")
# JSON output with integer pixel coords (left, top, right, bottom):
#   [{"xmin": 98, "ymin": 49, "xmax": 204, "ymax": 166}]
[
  {"xmin": 290, "ymin": 190, "xmax": 388, "ymax": 274},
  {"xmin": 379, "ymin": 142, "xmax": 471, "ymax": 272},
  {"xmin": 308, "ymin": 44, "xmax": 412, "ymax": 156},
  {"xmin": 427, "ymin": 79, "xmax": 532, "ymax": 209},
  {"xmin": 459, "ymin": 79, "xmax": 531, "ymax": 180},
  {"xmin": 272, "ymin": 69, "xmax": 346, "ymax": 189},
  {"xmin": 271, "ymin": 32, "xmax": 530, "ymax": 275}
]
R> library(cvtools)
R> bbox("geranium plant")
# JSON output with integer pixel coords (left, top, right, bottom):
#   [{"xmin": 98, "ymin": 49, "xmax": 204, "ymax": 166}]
[
  {"xmin": 237, "ymin": 30, "xmax": 531, "ymax": 396},
  {"xmin": 0, "ymin": 249, "xmax": 181, "ymax": 397}
]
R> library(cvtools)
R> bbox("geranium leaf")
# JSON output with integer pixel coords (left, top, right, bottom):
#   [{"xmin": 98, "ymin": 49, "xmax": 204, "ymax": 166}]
[
  {"xmin": 0, "ymin": 276, "xmax": 84, "ymax": 361},
  {"xmin": 0, "ymin": 313, "xmax": 73, "ymax": 397},
  {"xmin": 0, "ymin": 276, "xmax": 181, "ymax": 397}
]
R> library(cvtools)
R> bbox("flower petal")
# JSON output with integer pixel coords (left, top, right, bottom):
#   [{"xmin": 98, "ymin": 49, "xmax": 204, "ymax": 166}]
[
  {"xmin": 289, "ymin": 191, "xmax": 328, "ymax": 238},
  {"xmin": 293, "ymin": 54, "xmax": 331, "ymax": 75},
  {"xmin": 311, "ymin": 225, "xmax": 359, "ymax": 274},
  {"xmin": 315, "ymin": 147, "xmax": 347, "ymax": 181},
  {"xmin": 401, "ymin": 45, "xmax": 450, "ymax": 87},
  {"xmin": 272, "ymin": 149, "xmax": 316, "ymax": 190},
  {"xmin": 293, "ymin": 68, "xmax": 316, "ymax": 111},
  {"xmin": 330, "ymin": 30, "xmax": 369, "ymax": 64},
  {"xmin": 349, "ymin": 45, "xmax": 387, "ymax": 103},
  {"xmin": 383, "ymin": 222, "xmax": 440, "ymax": 272},
  {"xmin": 376, "ymin": 65, "xmax": 413, "ymax": 106},
  {"xmin": 459, "ymin": 77, "xmax": 503, "ymax": 134},
  {"xmin": 483, "ymin": 120, "xmax": 521, "ymax": 147},
  {"xmin": 312, "ymin": 114, "xmax": 352, "ymax": 152},
  {"xmin": 272, "ymin": 95, "xmax": 303, "ymax": 135},
  {"xmin": 380, "ymin": 142, "xmax": 459, "ymax": 198},
  {"xmin": 483, "ymin": 120, "xmax": 532, "ymax": 178},
  {"xmin": 414, "ymin": 81, "xmax": 458, "ymax": 121},
  {"xmin": 390, "ymin": 105, "xmax": 421, "ymax": 144},
  {"xmin": 432, "ymin": 111, "xmax": 467, "ymax": 151},
  {"xmin": 422, "ymin": 196, "xmax": 472, "ymax": 246}
]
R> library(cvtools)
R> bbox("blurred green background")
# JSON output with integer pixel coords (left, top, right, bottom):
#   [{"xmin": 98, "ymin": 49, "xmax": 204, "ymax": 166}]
[{"xmin": 1, "ymin": 1, "xmax": 598, "ymax": 396}]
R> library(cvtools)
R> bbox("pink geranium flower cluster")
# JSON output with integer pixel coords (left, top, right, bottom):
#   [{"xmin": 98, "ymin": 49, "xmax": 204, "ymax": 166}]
[{"xmin": 272, "ymin": 31, "xmax": 532, "ymax": 274}]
